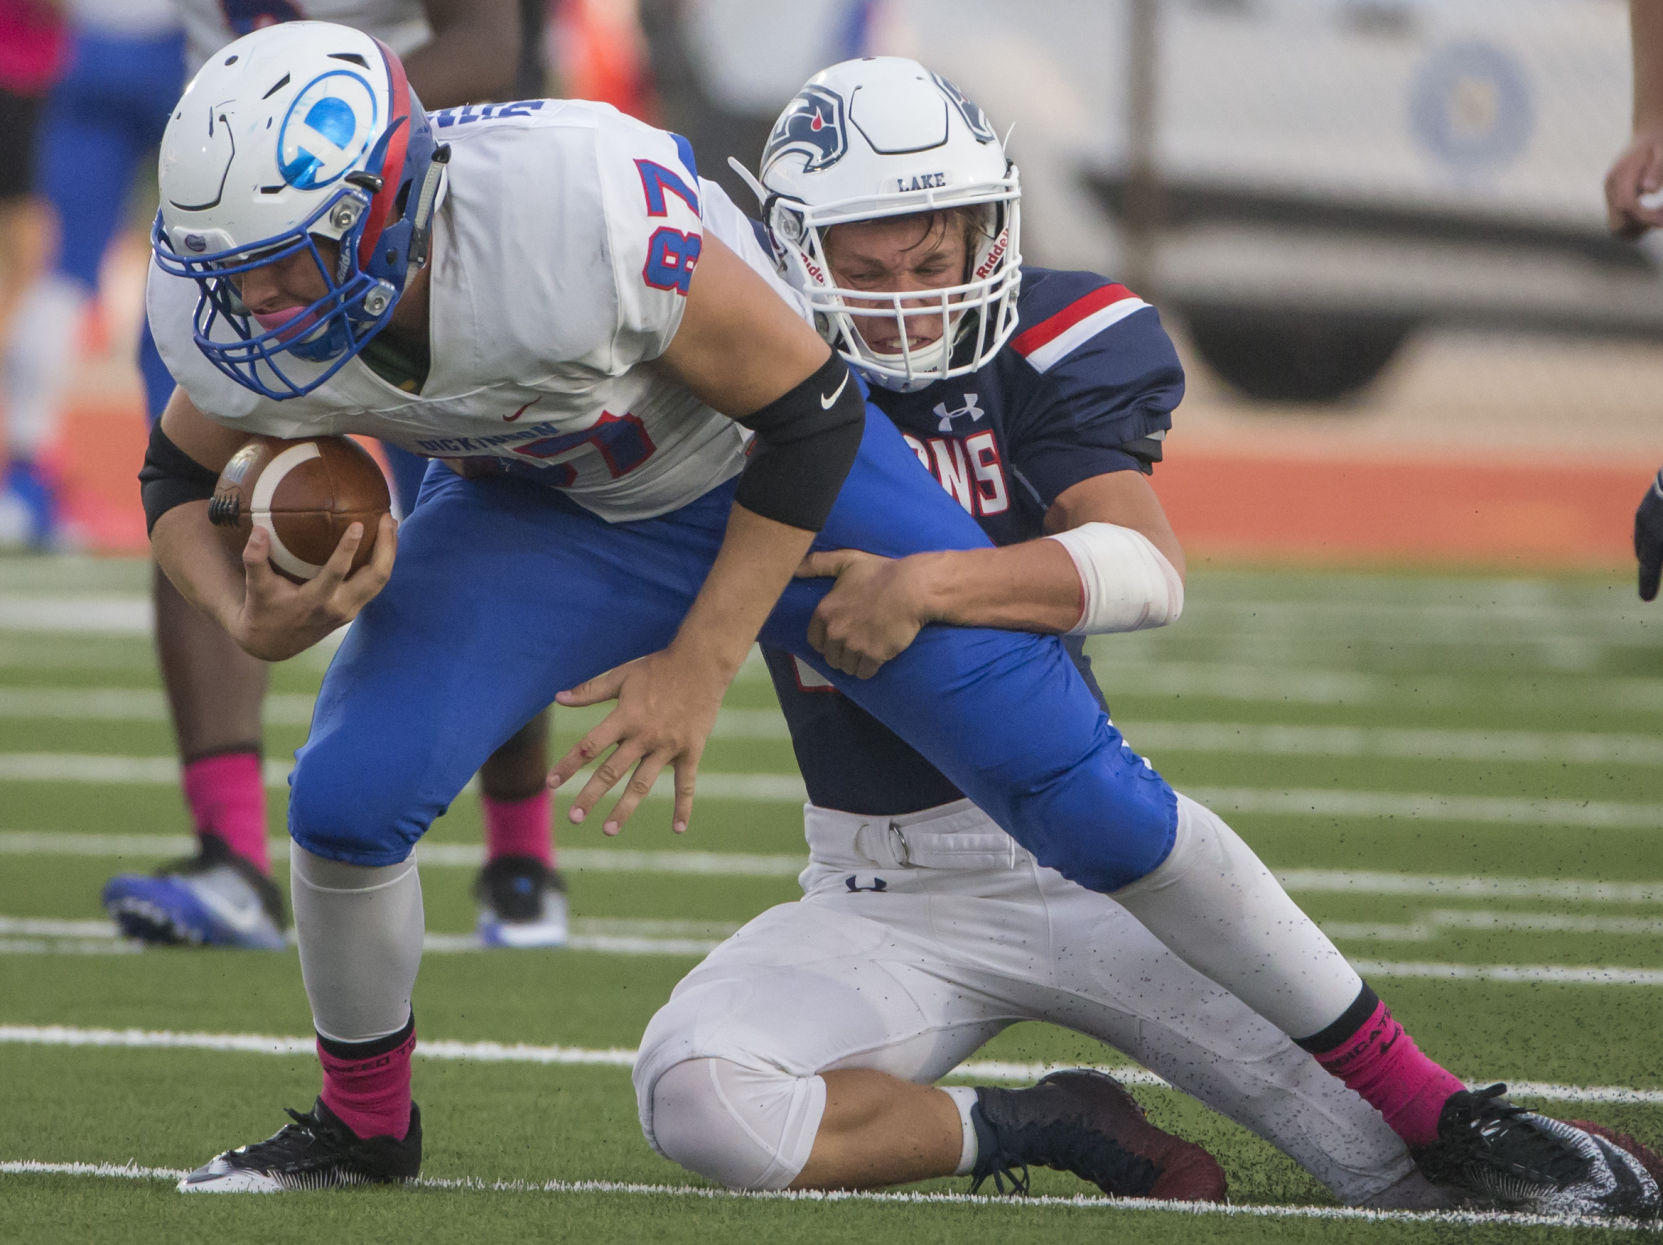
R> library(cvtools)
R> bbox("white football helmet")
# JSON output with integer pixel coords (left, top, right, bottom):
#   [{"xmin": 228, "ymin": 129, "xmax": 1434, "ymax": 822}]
[
  {"xmin": 741, "ymin": 56, "xmax": 1022, "ymax": 393},
  {"xmin": 151, "ymin": 21, "xmax": 448, "ymax": 399}
]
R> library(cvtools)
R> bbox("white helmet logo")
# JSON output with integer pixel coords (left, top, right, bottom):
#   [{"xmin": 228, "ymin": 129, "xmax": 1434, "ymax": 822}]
[{"xmin": 277, "ymin": 71, "xmax": 378, "ymax": 190}]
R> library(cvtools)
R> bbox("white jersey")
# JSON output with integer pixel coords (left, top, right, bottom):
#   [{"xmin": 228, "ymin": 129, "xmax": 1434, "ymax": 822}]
[
  {"xmin": 149, "ymin": 100, "xmax": 804, "ymax": 523},
  {"xmin": 176, "ymin": 0, "xmax": 430, "ymax": 75}
]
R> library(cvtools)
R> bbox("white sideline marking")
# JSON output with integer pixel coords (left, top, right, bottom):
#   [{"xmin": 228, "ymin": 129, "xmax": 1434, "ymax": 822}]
[
  {"xmin": 2, "ymin": 581, "xmax": 1649, "ymax": 630},
  {"xmin": 1, "ymin": 752, "xmax": 1658, "ymax": 830},
  {"xmin": 1325, "ymin": 910, "xmax": 1663, "ymax": 942},
  {"xmin": 0, "ymin": 917, "xmax": 727, "ymax": 959},
  {"xmin": 0, "ymin": 597, "xmax": 151, "ymax": 632},
  {"xmin": 1351, "ymin": 960, "xmax": 1663, "ymax": 987},
  {"xmin": 5, "ymin": 910, "xmax": 1659, "ymax": 978},
  {"xmin": 6, "ymin": 831, "xmax": 1663, "ymax": 900},
  {"xmin": 4, "ymin": 1025, "xmax": 1662, "ymax": 1108},
  {"xmin": 9, "ymin": 910, "xmax": 1663, "ymax": 971},
  {"xmin": 1133, "ymin": 721, "xmax": 1663, "ymax": 766},
  {"xmin": 0, "ymin": 830, "xmax": 809, "ymax": 876},
  {"xmin": 0, "ymin": 687, "xmax": 321, "ymax": 726},
  {"xmin": 1094, "ymin": 662, "xmax": 1663, "ymax": 712},
  {"xmin": 1277, "ymin": 869, "xmax": 1663, "ymax": 904},
  {"xmin": 5, "ymin": 919, "xmax": 1656, "ymax": 983},
  {"xmin": 0, "ymin": 753, "xmax": 810, "ymax": 801},
  {"xmin": 7, "ymin": 685, "xmax": 1662, "ymax": 765},
  {"xmin": 1, "ymin": 1162, "xmax": 1655, "ymax": 1230}
]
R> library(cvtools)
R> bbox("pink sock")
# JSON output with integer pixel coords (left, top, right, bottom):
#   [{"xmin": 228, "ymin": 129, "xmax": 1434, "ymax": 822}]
[
  {"xmin": 318, "ymin": 1020, "xmax": 416, "ymax": 1141},
  {"xmin": 483, "ymin": 789, "xmax": 555, "ymax": 866},
  {"xmin": 1309, "ymin": 998, "xmax": 1466, "ymax": 1147},
  {"xmin": 182, "ymin": 752, "xmax": 269, "ymax": 873}
]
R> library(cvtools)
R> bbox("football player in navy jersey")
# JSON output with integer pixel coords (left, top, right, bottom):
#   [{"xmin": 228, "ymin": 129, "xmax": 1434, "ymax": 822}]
[
  {"xmin": 635, "ymin": 58, "xmax": 1662, "ymax": 1212},
  {"xmin": 146, "ymin": 31, "xmax": 1654, "ymax": 1212}
]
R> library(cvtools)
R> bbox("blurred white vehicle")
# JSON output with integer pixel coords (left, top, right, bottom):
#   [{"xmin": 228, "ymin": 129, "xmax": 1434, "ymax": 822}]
[{"xmin": 668, "ymin": 0, "xmax": 1642, "ymax": 401}]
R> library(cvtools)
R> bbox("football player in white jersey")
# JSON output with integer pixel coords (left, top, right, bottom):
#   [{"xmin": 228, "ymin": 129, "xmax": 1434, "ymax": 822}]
[
  {"xmin": 142, "ymin": 25, "xmax": 1658, "ymax": 1218},
  {"xmin": 100, "ymin": 0, "xmax": 575, "ymax": 954}
]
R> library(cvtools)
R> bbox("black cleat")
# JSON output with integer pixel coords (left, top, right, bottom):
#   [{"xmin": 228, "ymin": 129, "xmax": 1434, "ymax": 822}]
[
  {"xmin": 969, "ymin": 1069, "xmax": 1227, "ymax": 1201},
  {"xmin": 178, "ymin": 1097, "xmax": 422, "ymax": 1193},
  {"xmin": 475, "ymin": 855, "xmax": 569, "ymax": 948},
  {"xmin": 1415, "ymin": 1084, "xmax": 1660, "ymax": 1220}
]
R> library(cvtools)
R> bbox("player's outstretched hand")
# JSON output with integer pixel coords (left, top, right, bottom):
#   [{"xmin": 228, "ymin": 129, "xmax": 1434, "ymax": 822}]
[
  {"xmin": 798, "ymin": 548, "xmax": 930, "ymax": 678},
  {"xmin": 1637, "ymin": 467, "xmax": 1663, "ymax": 603},
  {"xmin": 1605, "ymin": 132, "xmax": 1663, "ymax": 238},
  {"xmin": 549, "ymin": 649, "xmax": 726, "ymax": 836},
  {"xmin": 232, "ymin": 514, "xmax": 398, "ymax": 660}
]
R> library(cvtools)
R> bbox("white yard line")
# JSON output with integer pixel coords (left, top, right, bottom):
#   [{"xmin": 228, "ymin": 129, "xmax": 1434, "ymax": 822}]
[
  {"xmin": 6, "ymin": 686, "xmax": 1662, "ymax": 765},
  {"xmin": 0, "ymin": 916, "xmax": 1658, "ymax": 981},
  {"xmin": 1325, "ymin": 910, "xmax": 1663, "ymax": 942},
  {"xmin": 5, "ymin": 831, "xmax": 1663, "ymax": 900},
  {"xmin": 3, "ymin": 1025, "xmax": 1661, "ymax": 1110},
  {"xmin": 3, "ymin": 1160, "xmax": 1659, "ymax": 1229},
  {"xmin": 4, "ymin": 1160, "xmax": 1656, "ymax": 1229},
  {"xmin": 1, "ymin": 752, "xmax": 1658, "ymax": 829},
  {"xmin": 0, "ymin": 753, "xmax": 810, "ymax": 801},
  {"xmin": 0, "ymin": 830, "xmax": 808, "ymax": 875}
]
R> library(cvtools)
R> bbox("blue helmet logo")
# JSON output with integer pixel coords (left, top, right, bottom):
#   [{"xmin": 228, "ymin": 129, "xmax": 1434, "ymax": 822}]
[
  {"xmin": 931, "ymin": 72, "xmax": 996, "ymax": 144},
  {"xmin": 764, "ymin": 84, "xmax": 847, "ymax": 173},
  {"xmin": 277, "ymin": 71, "xmax": 378, "ymax": 190}
]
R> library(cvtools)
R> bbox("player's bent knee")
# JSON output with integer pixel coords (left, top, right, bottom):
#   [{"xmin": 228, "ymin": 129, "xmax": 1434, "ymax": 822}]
[
  {"xmin": 1043, "ymin": 832, "xmax": 1174, "ymax": 894},
  {"xmin": 287, "ymin": 747, "xmax": 429, "ymax": 866},
  {"xmin": 1034, "ymin": 793, "xmax": 1176, "ymax": 893},
  {"xmin": 643, "ymin": 1058, "xmax": 826, "ymax": 1192},
  {"xmin": 1002, "ymin": 737, "xmax": 1179, "ymax": 894}
]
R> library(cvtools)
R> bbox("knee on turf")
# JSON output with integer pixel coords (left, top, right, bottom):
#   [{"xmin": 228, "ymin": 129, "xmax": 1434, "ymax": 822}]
[{"xmin": 640, "ymin": 1057, "xmax": 824, "ymax": 1192}]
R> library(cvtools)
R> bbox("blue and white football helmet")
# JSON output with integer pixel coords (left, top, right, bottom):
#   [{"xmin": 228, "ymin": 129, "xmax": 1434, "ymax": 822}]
[
  {"xmin": 741, "ymin": 57, "xmax": 1022, "ymax": 393},
  {"xmin": 151, "ymin": 21, "xmax": 447, "ymax": 399}
]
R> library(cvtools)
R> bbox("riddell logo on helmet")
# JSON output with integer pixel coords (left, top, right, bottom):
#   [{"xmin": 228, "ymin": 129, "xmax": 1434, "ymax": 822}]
[{"xmin": 974, "ymin": 231, "xmax": 1010, "ymax": 279}]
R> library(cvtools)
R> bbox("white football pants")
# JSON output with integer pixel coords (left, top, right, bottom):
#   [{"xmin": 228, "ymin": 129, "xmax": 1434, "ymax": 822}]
[{"xmin": 634, "ymin": 797, "xmax": 1414, "ymax": 1203}]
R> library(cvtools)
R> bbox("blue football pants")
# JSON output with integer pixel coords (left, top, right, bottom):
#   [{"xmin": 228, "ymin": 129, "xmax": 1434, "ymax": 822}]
[{"xmin": 288, "ymin": 408, "xmax": 1179, "ymax": 893}]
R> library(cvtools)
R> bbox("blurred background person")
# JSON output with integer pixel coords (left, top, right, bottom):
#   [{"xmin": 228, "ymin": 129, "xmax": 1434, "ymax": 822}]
[
  {"xmin": 0, "ymin": 0, "xmax": 181, "ymax": 553},
  {"xmin": 0, "ymin": 0, "xmax": 68, "ymax": 546}
]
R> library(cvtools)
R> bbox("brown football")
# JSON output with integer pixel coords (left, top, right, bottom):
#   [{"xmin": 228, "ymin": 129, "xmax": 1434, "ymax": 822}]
[{"xmin": 208, "ymin": 435, "xmax": 392, "ymax": 583}]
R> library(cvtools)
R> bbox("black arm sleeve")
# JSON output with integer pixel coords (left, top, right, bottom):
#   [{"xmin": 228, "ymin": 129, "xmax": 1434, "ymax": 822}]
[
  {"xmin": 733, "ymin": 351, "xmax": 865, "ymax": 532},
  {"xmin": 138, "ymin": 420, "xmax": 221, "ymax": 535}
]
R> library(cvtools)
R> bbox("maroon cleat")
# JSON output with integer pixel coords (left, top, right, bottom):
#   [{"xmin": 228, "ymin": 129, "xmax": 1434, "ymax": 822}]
[
  {"xmin": 969, "ymin": 1069, "xmax": 1227, "ymax": 1202},
  {"xmin": 1568, "ymin": 1121, "xmax": 1663, "ymax": 1191}
]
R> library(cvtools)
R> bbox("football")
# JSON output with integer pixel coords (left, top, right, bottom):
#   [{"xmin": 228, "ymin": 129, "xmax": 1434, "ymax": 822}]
[{"xmin": 208, "ymin": 435, "xmax": 392, "ymax": 583}]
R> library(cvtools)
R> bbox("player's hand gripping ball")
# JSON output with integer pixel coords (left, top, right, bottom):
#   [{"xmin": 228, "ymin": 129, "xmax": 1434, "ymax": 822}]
[{"xmin": 208, "ymin": 436, "xmax": 391, "ymax": 583}]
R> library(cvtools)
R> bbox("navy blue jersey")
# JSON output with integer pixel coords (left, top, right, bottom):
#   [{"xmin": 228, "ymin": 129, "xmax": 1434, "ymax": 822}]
[{"xmin": 764, "ymin": 267, "xmax": 1185, "ymax": 814}]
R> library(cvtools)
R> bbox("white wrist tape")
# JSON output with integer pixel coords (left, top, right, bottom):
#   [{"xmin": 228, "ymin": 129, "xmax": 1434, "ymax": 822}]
[{"xmin": 1045, "ymin": 522, "xmax": 1184, "ymax": 634}]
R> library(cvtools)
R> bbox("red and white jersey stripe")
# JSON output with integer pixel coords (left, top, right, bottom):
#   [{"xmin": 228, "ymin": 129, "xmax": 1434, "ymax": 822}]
[{"xmin": 1011, "ymin": 283, "xmax": 1147, "ymax": 374}]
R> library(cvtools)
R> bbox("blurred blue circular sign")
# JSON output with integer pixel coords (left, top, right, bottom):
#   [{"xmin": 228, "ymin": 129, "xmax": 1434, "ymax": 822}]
[{"xmin": 1410, "ymin": 40, "xmax": 1534, "ymax": 172}]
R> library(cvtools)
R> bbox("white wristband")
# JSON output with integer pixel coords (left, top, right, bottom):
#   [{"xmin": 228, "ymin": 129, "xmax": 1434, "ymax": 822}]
[{"xmin": 1045, "ymin": 522, "xmax": 1184, "ymax": 634}]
